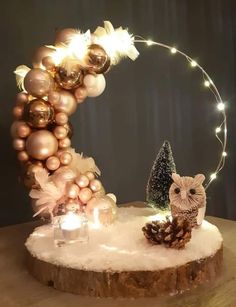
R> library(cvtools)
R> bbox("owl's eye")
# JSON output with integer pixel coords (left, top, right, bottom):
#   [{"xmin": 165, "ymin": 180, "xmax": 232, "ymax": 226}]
[
  {"xmin": 174, "ymin": 187, "xmax": 180, "ymax": 194},
  {"xmin": 189, "ymin": 188, "xmax": 196, "ymax": 195}
]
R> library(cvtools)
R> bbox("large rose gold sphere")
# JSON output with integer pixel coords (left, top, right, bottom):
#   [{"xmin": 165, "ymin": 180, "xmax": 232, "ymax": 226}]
[
  {"xmin": 46, "ymin": 156, "xmax": 60, "ymax": 171},
  {"xmin": 55, "ymin": 28, "xmax": 78, "ymax": 45},
  {"xmin": 24, "ymin": 68, "xmax": 54, "ymax": 98},
  {"xmin": 60, "ymin": 151, "xmax": 72, "ymax": 165},
  {"xmin": 17, "ymin": 151, "xmax": 29, "ymax": 162},
  {"xmin": 49, "ymin": 90, "xmax": 77, "ymax": 115},
  {"xmin": 86, "ymin": 44, "xmax": 110, "ymax": 74},
  {"xmin": 53, "ymin": 125, "xmax": 68, "ymax": 140},
  {"xmin": 55, "ymin": 112, "xmax": 68, "ymax": 125},
  {"xmin": 13, "ymin": 138, "xmax": 25, "ymax": 151},
  {"xmin": 55, "ymin": 65, "xmax": 83, "ymax": 90},
  {"xmin": 26, "ymin": 130, "xmax": 58, "ymax": 160},
  {"xmin": 79, "ymin": 188, "xmax": 92, "ymax": 204},
  {"xmin": 89, "ymin": 179, "xmax": 102, "ymax": 192},
  {"xmin": 66, "ymin": 184, "xmax": 79, "ymax": 199},
  {"xmin": 24, "ymin": 99, "xmax": 54, "ymax": 128},
  {"xmin": 58, "ymin": 137, "xmax": 71, "ymax": 149},
  {"xmin": 16, "ymin": 92, "xmax": 28, "ymax": 105},
  {"xmin": 32, "ymin": 46, "xmax": 55, "ymax": 68},
  {"xmin": 11, "ymin": 121, "xmax": 31, "ymax": 138},
  {"xmin": 75, "ymin": 174, "xmax": 89, "ymax": 188}
]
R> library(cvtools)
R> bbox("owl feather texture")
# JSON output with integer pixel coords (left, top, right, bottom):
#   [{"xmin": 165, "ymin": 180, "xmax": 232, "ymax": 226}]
[{"xmin": 169, "ymin": 173, "xmax": 206, "ymax": 228}]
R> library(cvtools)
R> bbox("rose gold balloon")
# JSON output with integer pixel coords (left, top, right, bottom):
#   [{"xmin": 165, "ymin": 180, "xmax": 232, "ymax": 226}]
[
  {"xmin": 60, "ymin": 151, "xmax": 72, "ymax": 165},
  {"xmin": 85, "ymin": 171, "xmax": 95, "ymax": 181},
  {"xmin": 32, "ymin": 46, "xmax": 54, "ymax": 68},
  {"xmin": 55, "ymin": 28, "xmax": 78, "ymax": 45},
  {"xmin": 11, "ymin": 121, "xmax": 31, "ymax": 138},
  {"xmin": 55, "ymin": 65, "xmax": 83, "ymax": 90},
  {"xmin": 75, "ymin": 174, "xmax": 89, "ymax": 188},
  {"xmin": 53, "ymin": 166, "xmax": 76, "ymax": 183},
  {"xmin": 13, "ymin": 138, "xmax": 25, "ymax": 151},
  {"xmin": 24, "ymin": 99, "xmax": 54, "ymax": 128},
  {"xmin": 17, "ymin": 151, "xmax": 29, "ymax": 162},
  {"xmin": 24, "ymin": 68, "xmax": 54, "ymax": 98},
  {"xmin": 12, "ymin": 106, "xmax": 24, "ymax": 119},
  {"xmin": 50, "ymin": 90, "xmax": 77, "ymax": 115},
  {"xmin": 74, "ymin": 86, "xmax": 87, "ymax": 103},
  {"xmin": 55, "ymin": 112, "xmax": 68, "ymax": 125},
  {"xmin": 53, "ymin": 125, "xmax": 68, "ymax": 140},
  {"xmin": 67, "ymin": 184, "xmax": 79, "ymax": 199},
  {"xmin": 16, "ymin": 92, "xmax": 28, "ymax": 105},
  {"xmin": 26, "ymin": 130, "xmax": 58, "ymax": 160},
  {"xmin": 42, "ymin": 56, "xmax": 55, "ymax": 71},
  {"xmin": 79, "ymin": 188, "xmax": 92, "ymax": 204},
  {"xmin": 46, "ymin": 156, "xmax": 60, "ymax": 171},
  {"xmin": 86, "ymin": 44, "xmax": 110, "ymax": 74},
  {"xmin": 58, "ymin": 137, "xmax": 71, "ymax": 149},
  {"xmin": 89, "ymin": 179, "xmax": 102, "ymax": 192}
]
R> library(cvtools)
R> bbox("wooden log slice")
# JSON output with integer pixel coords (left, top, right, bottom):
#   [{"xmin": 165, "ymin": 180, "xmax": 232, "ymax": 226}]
[
  {"xmin": 25, "ymin": 206, "xmax": 223, "ymax": 297},
  {"xmin": 26, "ymin": 246, "xmax": 223, "ymax": 297}
]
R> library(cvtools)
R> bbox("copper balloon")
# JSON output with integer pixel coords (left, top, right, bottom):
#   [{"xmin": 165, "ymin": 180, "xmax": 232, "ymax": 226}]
[
  {"xmin": 32, "ymin": 46, "xmax": 55, "ymax": 68},
  {"xmin": 55, "ymin": 65, "xmax": 83, "ymax": 90},
  {"xmin": 53, "ymin": 125, "xmax": 68, "ymax": 139},
  {"xmin": 49, "ymin": 90, "xmax": 77, "ymax": 115},
  {"xmin": 89, "ymin": 179, "xmax": 102, "ymax": 192},
  {"xmin": 42, "ymin": 56, "xmax": 55, "ymax": 71},
  {"xmin": 86, "ymin": 44, "xmax": 110, "ymax": 74},
  {"xmin": 24, "ymin": 68, "xmax": 54, "ymax": 98},
  {"xmin": 74, "ymin": 86, "xmax": 87, "ymax": 103},
  {"xmin": 85, "ymin": 171, "xmax": 95, "ymax": 181},
  {"xmin": 26, "ymin": 130, "xmax": 58, "ymax": 160},
  {"xmin": 55, "ymin": 112, "xmax": 68, "ymax": 125},
  {"xmin": 13, "ymin": 138, "xmax": 25, "ymax": 151},
  {"xmin": 12, "ymin": 106, "xmax": 24, "ymax": 119},
  {"xmin": 11, "ymin": 121, "xmax": 31, "ymax": 138},
  {"xmin": 67, "ymin": 184, "xmax": 79, "ymax": 199},
  {"xmin": 79, "ymin": 188, "xmax": 92, "ymax": 204},
  {"xmin": 58, "ymin": 137, "xmax": 71, "ymax": 149},
  {"xmin": 46, "ymin": 156, "xmax": 60, "ymax": 171},
  {"xmin": 24, "ymin": 99, "xmax": 54, "ymax": 128},
  {"xmin": 75, "ymin": 174, "xmax": 89, "ymax": 188},
  {"xmin": 24, "ymin": 164, "xmax": 44, "ymax": 188},
  {"xmin": 17, "ymin": 151, "xmax": 29, "ymax": 162},
  {"xmin": 55, "ymin": 28, "xmax": 78, "ymax": 45},
  {"xmin": 16, "ymin": 92, "xmax": 28, "ymax": 105},
  {"xmin": 60, "ymin": 151, "xmax": 72, "ymax": 165}
]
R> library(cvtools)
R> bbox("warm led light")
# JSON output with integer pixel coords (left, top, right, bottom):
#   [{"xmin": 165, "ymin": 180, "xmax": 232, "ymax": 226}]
[
  {"xmin": 210, "ymin": 173, "xmax": 217, "ymax": 180},
  {"xmin": 171, "ymin": 47, "xmax": 177, "ymax": 54},
  {"xmin": 222, "ymin": 151, "xmax": 227, "ymax": 157},
  {"xmin": 146, "ymin": 40, "xmax": 154, "ymax": 46},
  {"xmin": 215, "ymin": 127, "xmax": 221, "ymax": 133},
  {"xmin": 190, "ymin": 60, "xmax": 197, "ymax": 67},
  {"xmin": 204, "ymin": 80, "xmax": 210, "ymax": 87},
  {"xmin": 217, "ymin": 102, "xmax": 225, "ymax": 111}
]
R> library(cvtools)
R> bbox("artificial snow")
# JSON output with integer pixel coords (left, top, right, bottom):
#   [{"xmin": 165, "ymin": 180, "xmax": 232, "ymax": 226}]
[{"xmin": 25, "ymin": 207, "xmax": 223, "ymax": 272}]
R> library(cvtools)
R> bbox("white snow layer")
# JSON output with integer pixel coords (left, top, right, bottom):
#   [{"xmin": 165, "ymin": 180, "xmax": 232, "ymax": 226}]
[{"xmin": 25, "ymin": 207, "xmax": 223, "ymax": 272}]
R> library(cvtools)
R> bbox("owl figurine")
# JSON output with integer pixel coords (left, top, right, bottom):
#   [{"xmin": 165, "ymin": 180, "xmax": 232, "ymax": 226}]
[{"xmin": 169, "ymin": 173, "xmax": 206, "ymax": 228}]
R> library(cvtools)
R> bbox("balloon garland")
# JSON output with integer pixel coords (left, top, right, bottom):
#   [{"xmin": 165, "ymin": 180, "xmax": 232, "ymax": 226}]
[{"xmin": 11, "ymin": 21, "xmax": 227, "ymax": 220}]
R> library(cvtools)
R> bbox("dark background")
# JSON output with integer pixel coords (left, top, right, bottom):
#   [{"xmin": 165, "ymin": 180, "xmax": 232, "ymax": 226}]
[{"xmin": 0, "ymin": 0, "xmax": 235, "ymax": 226}]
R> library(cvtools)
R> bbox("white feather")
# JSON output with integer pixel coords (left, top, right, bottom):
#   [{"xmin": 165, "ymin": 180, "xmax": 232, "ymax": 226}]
[{"xmin": 14, "ymin": 65, "xmax": 30, "ymax": 90}]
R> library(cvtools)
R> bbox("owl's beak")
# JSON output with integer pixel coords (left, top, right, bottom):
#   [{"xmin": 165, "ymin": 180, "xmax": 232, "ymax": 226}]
[{"xmin": 180, "ymin": 190, "xmax": 187, "ymax": 200}]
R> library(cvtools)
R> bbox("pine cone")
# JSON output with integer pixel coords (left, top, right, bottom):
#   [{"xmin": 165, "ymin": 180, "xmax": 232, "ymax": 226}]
[{"xmin": 142, "ymin": 216, "xmax": 192, "ymax": 249}]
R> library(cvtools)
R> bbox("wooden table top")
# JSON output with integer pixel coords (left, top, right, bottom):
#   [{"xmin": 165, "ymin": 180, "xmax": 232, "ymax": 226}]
[{"xmin": 0, "ymin": 215, "xmax": 235, "ymax": 307}]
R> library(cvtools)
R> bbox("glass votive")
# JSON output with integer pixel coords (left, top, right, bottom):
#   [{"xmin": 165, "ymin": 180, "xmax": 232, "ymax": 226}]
[
  {"xmin": 60, "ymin": 211, "xmax": 89, "ymax": 244},
  {"xmin": 52, "ymin": 216, "xmax": 65, "ymax": 247}
]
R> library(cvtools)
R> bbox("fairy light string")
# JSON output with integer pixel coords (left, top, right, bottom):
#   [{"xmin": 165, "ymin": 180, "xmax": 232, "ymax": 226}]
[{"xmin": 134, "ymin": 38, "xmax": 227, "ymax": 189}]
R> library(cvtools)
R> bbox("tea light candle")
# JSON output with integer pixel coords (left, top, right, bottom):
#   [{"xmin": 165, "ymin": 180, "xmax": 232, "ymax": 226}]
[{"xmin": 60, "ymin": 212, "xmax": 81, "ymax": 242}]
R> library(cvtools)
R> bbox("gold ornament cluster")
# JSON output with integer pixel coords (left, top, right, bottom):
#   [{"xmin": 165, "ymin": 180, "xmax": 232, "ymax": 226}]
[{"xmin": 10, "ymin": 22, "xmax": 138, "ymax": 218}]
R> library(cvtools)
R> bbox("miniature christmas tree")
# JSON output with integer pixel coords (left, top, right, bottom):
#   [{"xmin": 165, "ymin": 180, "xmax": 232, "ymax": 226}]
[{"xmin": 146, "ymin": 140, "xmax": 176, "ymax": 210}]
